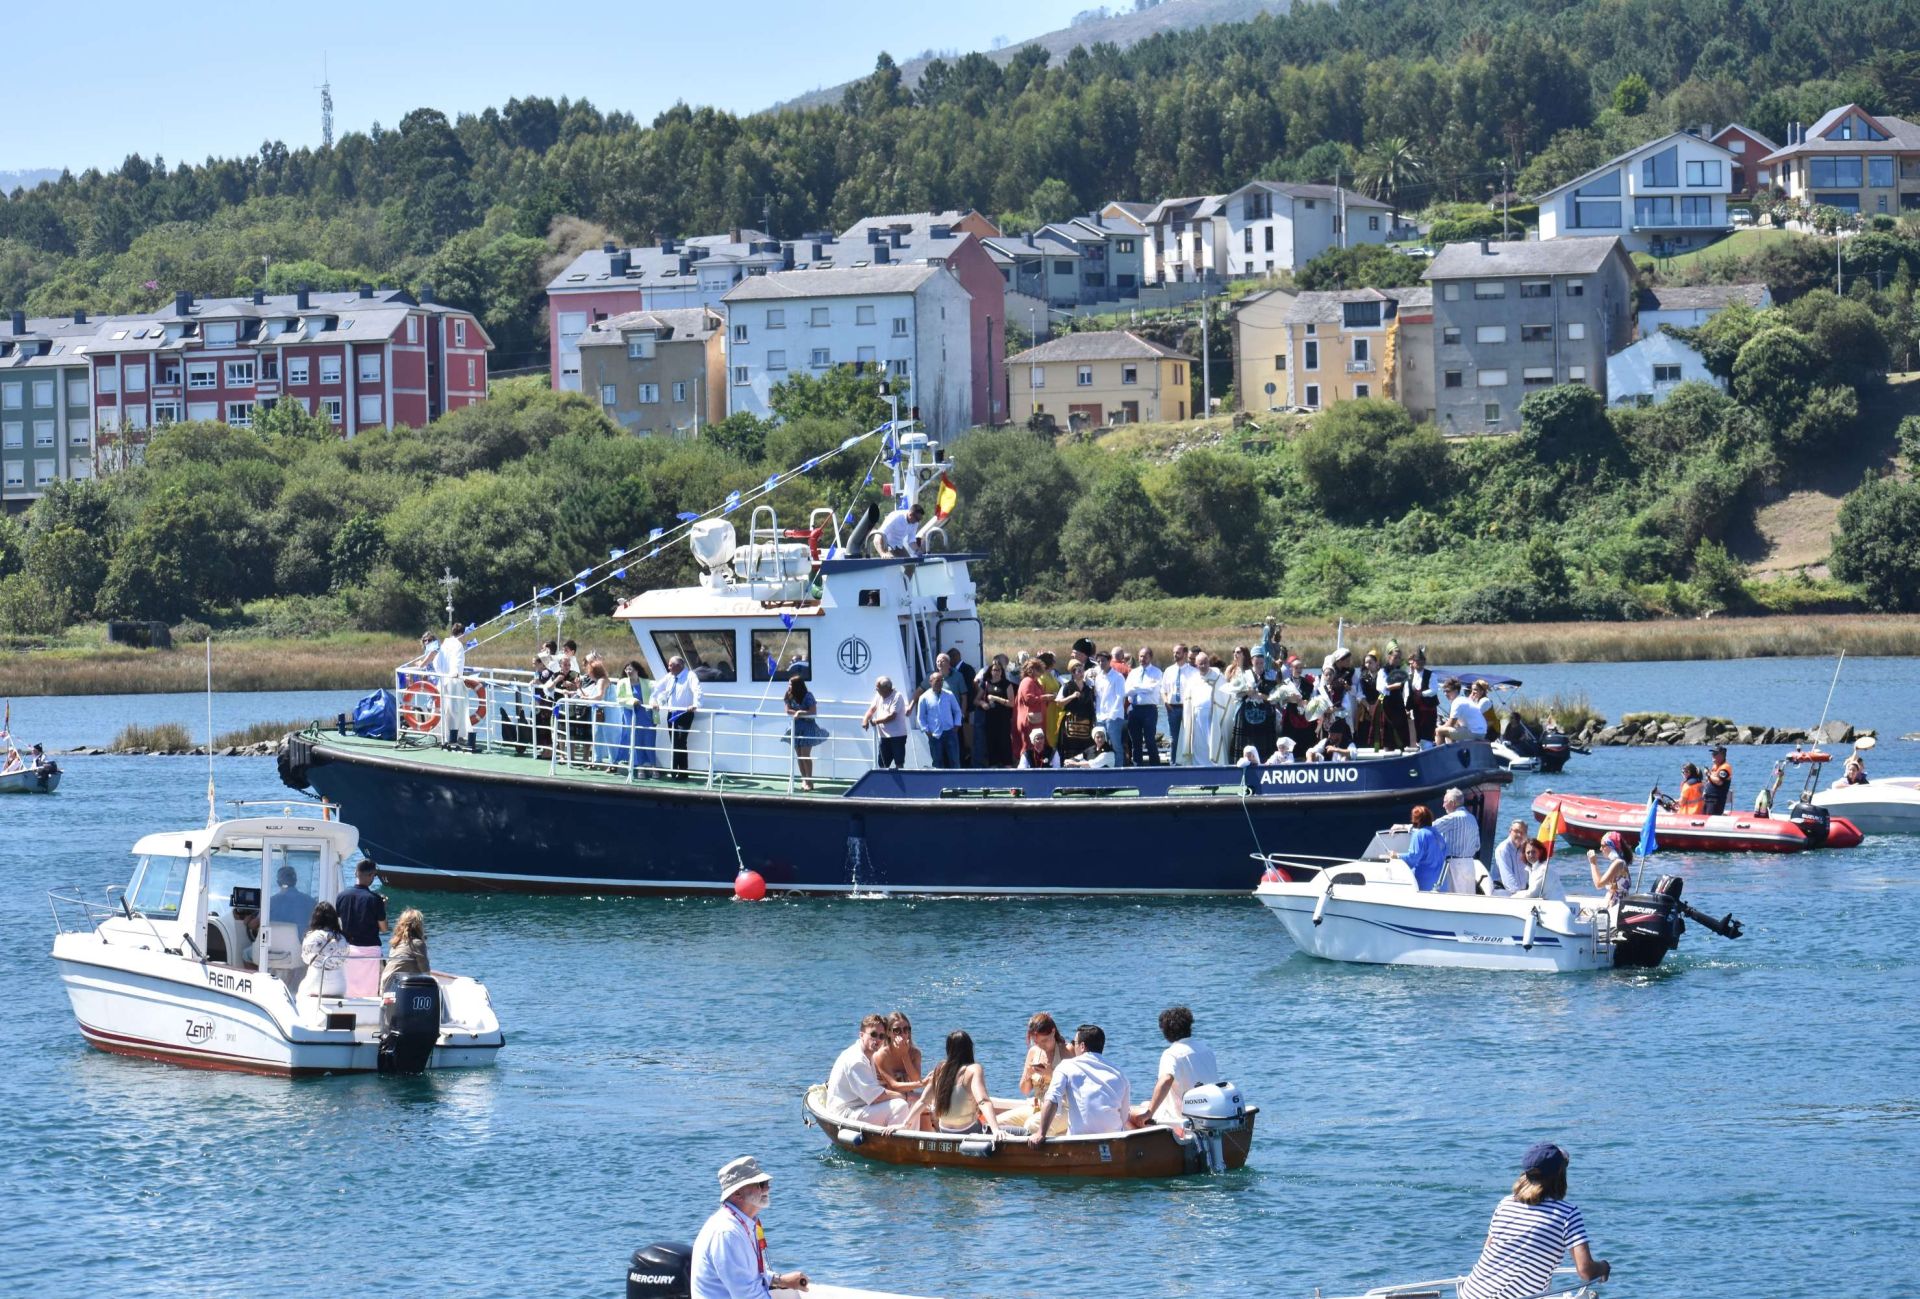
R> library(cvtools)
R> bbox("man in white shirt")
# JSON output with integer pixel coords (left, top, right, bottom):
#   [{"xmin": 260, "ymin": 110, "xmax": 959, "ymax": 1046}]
[
  {"xmin": 1433, "ymin": 786, "xmax": 1483, "ymax": 894},
  {"xmin": 1159, "ymin": 644, "xmax": 1199, "ymax": 766},
  {"xmin": 1028, "ymin": 1024, "xmax": 1138, "ymax": 1142},
  {"xmin": 657, "ymin": 655, "xmax": 704, "ymax": 780},
  {"xmin": 1437, "ymin": 678, "xmax": 1489, "ymax": 744},
  {"xmin": 1139, "ymin": 1006, "xmax": 1222, "ymax": 1128},
  {"xmin": 824, "ymin": 1014, "xmax": 909, "ymax": 1125},
  {"xmin": 690, "ymin": 1155, "xmax": 809, "ymax": 1299},
  {"xmin": 1124, "ymin": 646, "xmax": 1165, "ymax": 765},
  {"xmin": 1491, "ymin": 819, "xmax": 1530, "ymax": 894},
  {"xmin": 1092, "ymin": 651, "xmax": 1129, "ymax": 766},
  {"xmin": 877, "ymin": 502, "xmax": 924, "ymax": 557},
  {"xmin": 433, "ymin": 622, "xmax": 468, "ymax": 746}
]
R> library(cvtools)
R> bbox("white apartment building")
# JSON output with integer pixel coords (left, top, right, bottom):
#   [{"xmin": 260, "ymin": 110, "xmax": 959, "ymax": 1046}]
[
  {"xmin": 1535, "ymin": 131, "xmax": 1737, "ymax": 255},
  {"xmin": 1219, "ymin": 181, "xmax": 1392, "ymax": 276},
  {"xmin": 1141, "ymin": 195, "xmax": 1228, "ymax": 285},
  {"xmin": 721, "ymin": 265, "xmax": 974, "ymax": 436}
]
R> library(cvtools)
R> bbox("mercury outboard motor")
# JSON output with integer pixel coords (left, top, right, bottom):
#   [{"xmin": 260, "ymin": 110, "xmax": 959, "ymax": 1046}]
[
  {"xmin": 1536, "ymin": 730, "xmax": 1573, "ymax": 774},
  {"xmin": 1613, "ymin": 874, "xmax": 1742, "ymax": 968},
  {"xmin": 376, "ymin": 972, "xmax": 441, "ymax": 1075},
  {"xmin": 1786, "ymin": 798, "xmax": 1833, "ymax": 846},
  {"xmin": 626, "ymin": 1242, "xmax": 692, "ymax": 1299},
  {"xmin": 1181, "ymin": 1082, "xmax": 1252, "ymax": 1174}
]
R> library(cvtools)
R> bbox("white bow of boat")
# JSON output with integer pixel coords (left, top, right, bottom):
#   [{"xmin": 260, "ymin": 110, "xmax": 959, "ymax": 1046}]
[{"xmin": 1318, "ymin": 1266, "xmax": 1601, "ymax": 1298}]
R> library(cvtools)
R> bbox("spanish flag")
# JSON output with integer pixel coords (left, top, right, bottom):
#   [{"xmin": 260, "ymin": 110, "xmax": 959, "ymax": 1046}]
[
  {"xmin": 934, "ymin": 473, "xmax": 958, "ymax": 520},
  {"xmin": 1536, "ymin": 800, "xmax": 1563, "ymax": 859}
]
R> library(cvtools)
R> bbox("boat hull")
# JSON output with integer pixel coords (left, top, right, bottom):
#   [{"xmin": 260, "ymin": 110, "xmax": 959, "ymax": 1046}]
[
  {"xmin": 1255, "ymin": 882, "xmax": 1612, "ymax": 972},
  {"xmin": 1812, "ymin": 780, "xmax": 1920, "ymax": 836},
  {"xmin": 1533, "ymin": 792, "xmax": 1813, "ymax": 854},
  {"xmin": 0, "ymin": 764, "xmax": 60, "ymax": 794},
  {"xmin": 53, "ymin": 939, "xmax": 502, "ymax": 1077},
  {"xmin": 285, "ymin": 732, "xmax": 1510, "ymax": 896},
  {"xmin": 802, "ymin": 1087, "xmax": 1253, "ymax": 1178}
]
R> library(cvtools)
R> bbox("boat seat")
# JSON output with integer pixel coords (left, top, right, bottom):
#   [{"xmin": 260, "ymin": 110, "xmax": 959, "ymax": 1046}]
[{"xmin": 262, "ymin": 922, "xmax": 302, "ymax": 973}]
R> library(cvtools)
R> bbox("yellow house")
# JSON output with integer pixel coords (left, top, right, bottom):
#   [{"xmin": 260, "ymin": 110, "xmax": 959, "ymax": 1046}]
[
  {"xmin": 1280, "ymin": 287, "xmax": 1432, "ymax": 415},
  {"xmin": 1008, "ymin": 330, "xmax": 1195, "ymax": 428},
  {"xmin": 1229, "ymin": 287, "xmax": 1298, "ymax": 412}
]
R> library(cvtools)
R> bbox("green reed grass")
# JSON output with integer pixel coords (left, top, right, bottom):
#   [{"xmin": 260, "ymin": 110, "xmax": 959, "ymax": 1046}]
[{"xmin": 111, "ymin": 721, "xmax": 195, "ymax": 752}]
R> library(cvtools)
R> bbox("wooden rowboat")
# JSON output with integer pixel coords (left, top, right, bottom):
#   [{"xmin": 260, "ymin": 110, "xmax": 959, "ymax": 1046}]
[{"xmin": 802, "ymin": 1084, "xmax": 1256, "ymax": 1179}]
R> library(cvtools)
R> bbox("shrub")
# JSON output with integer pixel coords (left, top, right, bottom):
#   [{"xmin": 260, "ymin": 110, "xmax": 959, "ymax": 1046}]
[
  {"xmin": 340, "ymin": 564, "xmax": 434, "ymax": 633},
  {"xmin": 1832, "ymin": 473, "xmax": 1920, "ymax": 611},
  {"xmin": 1898, "ymin": 414, "xmax": 1920, "ymax": 469},
  {"xmin": 0, "ymin": 573, "xmax": 62, "ymax": 636},
  {"xmin": 1058, "ymin": 465, "xmax": 1169, "ymax": 600},
  {"xmin": 172, "ymin": 619, "xmax": 214, "ymax": 644},
  {"xmin": 1689, "ymin": 539, "xmax": 1749, "ymax": 613},
  {"xmin": 1294, "ymin": 400, "xmax": 1448, "ymax": 521}
]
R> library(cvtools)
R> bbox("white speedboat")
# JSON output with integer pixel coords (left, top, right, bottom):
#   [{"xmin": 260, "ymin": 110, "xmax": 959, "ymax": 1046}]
[
  {"xmin": 49, "ymin": 803, "xmax": 504, "ymax": 1076},
  {"xmin": 1252, "ymin": 832, "xmax": 1741, "ymax": 972},
  {"xmin": 1813, "ymin": 775, "xmax": 1920, "ymax": 834},
  {"xmin": 1320, "ymin": 1266, "xmax": 1600, "ymax": 1298}
]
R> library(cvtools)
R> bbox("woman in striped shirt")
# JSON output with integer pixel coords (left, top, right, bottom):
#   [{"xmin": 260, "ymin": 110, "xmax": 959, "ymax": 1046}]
[{"xmin": 1458, "ymin": 1143, "xmax": 1610, "ymax": 1299}]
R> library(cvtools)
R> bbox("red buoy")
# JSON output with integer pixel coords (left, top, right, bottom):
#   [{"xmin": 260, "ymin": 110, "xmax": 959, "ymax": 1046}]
[{"xmin": 734, "ymin": 869, "xmax": 767, "ymax": 901}]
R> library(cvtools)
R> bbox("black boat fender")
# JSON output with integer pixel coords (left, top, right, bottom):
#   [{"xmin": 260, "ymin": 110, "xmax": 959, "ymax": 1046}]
[{"xmin": 278, "ymin": 732, "xmax": 315, "ymax": 792}]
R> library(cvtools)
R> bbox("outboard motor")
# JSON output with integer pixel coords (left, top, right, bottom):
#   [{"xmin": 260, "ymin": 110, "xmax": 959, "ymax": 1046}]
[
  {"xmin": 1786, "ymin": 798, "xmax": 1832, "ymax": 847},
  {"xmin": 1181, "ymin": 1082, "xmax": 1251, "ymax": 1174},
  {"xmin": 626, "ymin": 1242, "xmax": 693, "ymax": 1299},
  {"xmin": 1537, "ymin": 730, "xmax": 1573, "ymax": 774},
  {"xmin": 1612, "ymin": 875, "xmax": 1689, "ymax": 968},
  {"xmin": 376, "ymin": 972, "xmax": 442, "ymax": 1075}
]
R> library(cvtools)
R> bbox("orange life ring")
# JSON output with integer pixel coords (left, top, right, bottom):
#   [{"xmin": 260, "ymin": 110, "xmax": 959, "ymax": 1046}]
[
  {"xmin": 400, "ymin": 679, "xmax": 442, "ymax": 732},
  {"xmin": 467, "ymin": 680, "xmax": 488, "ymax": 727}
]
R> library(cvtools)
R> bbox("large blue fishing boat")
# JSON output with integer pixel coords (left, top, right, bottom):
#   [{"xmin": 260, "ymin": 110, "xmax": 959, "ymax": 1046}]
[{"xmin": 279, "ymin": 427, "xmax": 1507, "ymax": 895}]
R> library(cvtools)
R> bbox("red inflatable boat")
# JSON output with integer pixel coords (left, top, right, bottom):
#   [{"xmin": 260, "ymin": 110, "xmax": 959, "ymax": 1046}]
[{"xmin": 1532, "ymin": 792, "xmax": 1864, "ymax": 854}]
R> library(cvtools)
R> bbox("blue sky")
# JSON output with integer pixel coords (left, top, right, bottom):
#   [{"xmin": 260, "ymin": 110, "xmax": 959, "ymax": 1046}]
[{"xmin": 0, "ymin": 0, "xmax": 1090, "ymax": 173}]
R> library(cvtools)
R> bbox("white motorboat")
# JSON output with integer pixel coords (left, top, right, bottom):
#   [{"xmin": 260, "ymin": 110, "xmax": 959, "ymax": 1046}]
[
  {"xmin": 49, "ymin": 802, "xmax": 504, "ymax": 1076},
  {"xmin": 1319, "ymin": 1265, "xmax": 1600, "ymax": 1298},
  {"xmin": 1252, "ymin": 832, "xmax": 1741, "ymax": 972},
  {"xmin": 1807, "ymin": 738, "xmax": 1920, "ymax": 834}
]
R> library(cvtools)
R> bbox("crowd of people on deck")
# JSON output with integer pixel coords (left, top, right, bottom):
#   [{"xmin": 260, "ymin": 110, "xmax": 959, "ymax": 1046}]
[
  {"xmin": 868, "ymin": 621, "xmax": 1503, "ymax": 771},
  {"xmin": 820, "ymin": 1005, "xmax": 1224, "ymax": 1143}
]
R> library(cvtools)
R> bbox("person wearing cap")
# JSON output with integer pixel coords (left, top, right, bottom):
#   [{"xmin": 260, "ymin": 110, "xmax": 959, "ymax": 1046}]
[
  {"xmin": 1065, "ymin": 725, "xmax": 1119, "ymax": 769},
  {"xmin": 1704, "ymin": 745, "xmax": 1734, "ymax": 815},
  {"xmin": 691, "ymin": 1155, "xmax": 810, "ymax": 1298},
  {"xmin": 1457, "ymin": 1143, "xmax": 1609, "ymax": 1299}
]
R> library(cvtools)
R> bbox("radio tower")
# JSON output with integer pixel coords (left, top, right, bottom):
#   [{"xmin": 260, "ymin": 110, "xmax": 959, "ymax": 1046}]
[{"xmin": 318, "ymin": 57, "xmax": 334, "ymax": 149}]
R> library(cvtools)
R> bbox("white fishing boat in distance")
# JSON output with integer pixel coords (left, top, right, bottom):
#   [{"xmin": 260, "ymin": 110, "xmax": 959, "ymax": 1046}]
[
  {"xmin": 1318, "ymin": 1265, "xmax": 1600, "ymax": 1298},
  {"xmin": 1253, "ymin": 832, "xmax": 1741, "ymax": 972},
  {"xmin": 49, "ymin": 803, "xmax": 504, "ymax": 1076}
]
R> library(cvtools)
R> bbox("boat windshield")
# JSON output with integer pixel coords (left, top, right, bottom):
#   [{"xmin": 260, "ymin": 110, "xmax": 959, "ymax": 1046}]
[{"xmin": 127, "ymin": 854, "xmax": 191, "ymax": 920}]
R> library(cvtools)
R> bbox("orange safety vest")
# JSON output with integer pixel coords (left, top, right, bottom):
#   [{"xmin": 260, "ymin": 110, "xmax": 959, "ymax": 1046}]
[{"xmin": 1676, "ymin": 778, "xmax": 1706, "ymax": 815}]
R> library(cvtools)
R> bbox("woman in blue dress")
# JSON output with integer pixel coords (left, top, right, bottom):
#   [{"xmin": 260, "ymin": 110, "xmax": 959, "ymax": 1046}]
[
  {"xmin": 785, "ymin": 674, "xmax": 826, "ymax": 791},
  {"xmin": 613, "ymin": 659, "xmax": 656, "ymax": 774},
  {"xmin": 1396, "ymin": 804, "xmax": 1447, "ymax": 890}
]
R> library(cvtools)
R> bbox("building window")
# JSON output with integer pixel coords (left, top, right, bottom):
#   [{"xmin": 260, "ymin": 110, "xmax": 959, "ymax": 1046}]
[
  {"xmin": 1031, "ymin": 366, "xmax": 1046, "ymax": 389},
  {"xmin": 68, "ymin": 377, "xmax": 90, "ymax": 405},
  {"xmin": 810, "ymin": 349, "xmax": 831, "ymax": 368},
  {"xmin": 1519, "ymin": 281, "xmax": 1552, "ymax": 299},
  {"xmin": 1117, "ymin": 239, "xmax": 1135, "ymax": 254},
  {"xmin": 1368, "ymin": 215, "xmax": 1380, "ymax": 231},
  {"xmin": 1274, "ymin": 353, "xmax": 1287, "ymax": 371},
  {"xmin": 1478, "ymin": 369, "xmax": 1508, "ymax": 387},
  {"xmin": 35, "ymin": 459, "xmax": 55, "ymax": 487},
  {"xmin": 1484, "ymin": 403, "xmax": 1502, "ymax": 423},
  {"xmin": 225, "ymin": 401, "xmax": 254, "ymax": 427},
  {"xmin": 1077, "ymin": 366, "xmax": 1094, "ymax": 387},
  {"xmin": 95, "ymin": 370, "xmax": 118, "ymax": 396},
  {"xmin": 1476, "ymin": 325, "xmax": 1508, "ymax": 344},
  {"xmin": 888, "ymin": 359, "xmax": 908, "ymax": 378},
  {"xmin": 358, "ymin": 394, "xmax": 382, "ymax": 425},
  {"xmin": 1728, "ymin": 139, "xmax": 1746, "ymax": 155},
  {"xmin": 1653, "ymin": 364, "xmax": 1684, "ymax": 383},
  {"xmin": 1354, "ymin": 383, "xmax": 1370, "ymax": 398},
  {"xmin": 145, "ymin": 405, "xmax": 172, "ymax": 427},
  {"xmin": 406, "ymin": 317, "xmax": 419, "ymax": 343},
  {"xmin": 34, "ymin": 420, "xmax": 55, "ymax": 446},
  {"xmin": 891, "ymin": 317, "xmax": 908, "ymax": 337},
  {"xmin": 225, "ymin": 360, "xmax": 256, "ymax": 388},
  {"xmin": 673, "ymin": 382, "xmax": 687, "ymax": 403},
  {"xmin": 288, "ymin": 357, "xmax": 310, "ymax": 384},
  {"xmin": 453, "ymin": 320, "xmax": 467, "ymax": 347},
  {"xmin": 262, "ymin": 354, "xmax": 280, "ymax": 381},
  {"xmin": 1869, "ymin": 157, "xmax": 1895, "ymax": 188},
  {"xmin": 1353, "ymin": 339, "xmax": 1371, "ymax": 364},
  {"xmin": 357, "ymin": 354, "xmax": 381, "ymax": 384},
  {"xmin": 1122, "ymin": 365, "xmax": 1138, "ymax": 385},
  {"xmin": 1474, "ymin": 282, "xmax": 1505, "ymax": 299},
  {"xmin": 627, "ymin": 337, "xmax": 654, "ymax": 360},
  {"xmin": 1684, "ymin": 160, "xmax": 1723, "ymax": 186},
  {"xmin": 1304, "ymin": 341, "xmax": 1320, "ymax": 371},
  {"xmin": 856, "ymin": 306, "xmax": 875, "ymax": 325},
  {"xmin": 1173, "ymin": 363, "xmax": 1184, "ymax": 385},
  {"xmin": 2, "ymin": 465, "xmax": 21, "ymax": 488},
  {"xmin": 29, "ymin": 379, "xmax": 53, "ymax": 407},
  {"xmin": 125, "ymin": 407, "xmax": 148, "ymax": 431},
  {"xmin": 766, "ymin": 349, "xmax": 787, "ymax": 372},
  {"xmin": 1443, "ymin": 370, "xmax": 1463, "ymax": 389},
  {"xmin": 1054, "ymin": 260, "xmax": 1074, "ymax": 276},
  {"xmin": 1568, "ymin": 366, "xmax": 1587, "ymax": 382},
  {"xmin": 1244, "ymin": 228, "xmax": 1254, "ymax": 254},
  {"xmin": 1, "ymin": 422, "xmax": 19, "ymax": 447},
  {"xmin": 1567, "ymin": 322, "xmax": 1586, "ymax": 340},
  {"xmin": 1304, "ymin": 384, "xmax": 1321, "ymax": 408},
  {"xmin": 1521, "ymin": 325, "xmax": 1552, "ymax": 343},
  {"xmin": 1443, "ymin": 284, "xmax": 1460, "ymax": 301},
  {"xmin": 1442, "ymin": 327, "xmax": 1462, "ymax": 346},
  {"xmin": 733, "ymin": 366, "xmax": 750, "ymax": 386},
  {"xmin": 466, "ymin": 359, "xmax": 475, "ymax": 386},
  {"xmin": 322, "ymin": 397, "xmax": 343, "ymax": 423},
  {"xmin": 1523, "ymin": 368, "xmax": 1554, "ymax": 386},
  {"xmin": 1567, "ymin": 280, "xmax": 1585, "ymax": 297},
  {"xmin": 124, "ymin": 367, "xmax": 150, "ymax": 395},
  {"xmin": 600, "ymin": 385, "xmax": 618, "ymax": 406},
  {"xmin": 185, "ymin": 364, "xmax": 215, "ymax": 390},
  {"xmin": 766, "ymin": 309, "xmax": 785, "ymax": 329},
  {"xmin": 733, "ymin": 324, "xmax": 749, "ymax": 343},
  {"xmin": 636, "ymin": 384, "xmax": 658, "ymax": 404},
  {"xmin": 856, "ymin": 346, "xmax": 877, "ymax": 366},
  {"xmin": 1809, "ymin": 157, "xmax": 1864, "ymax": 189},
  {"xmin": 810, "ymin": 308, "xmax": 830, "ymax": 327},
  {"xmin": 320, "ymin": 357, "xmax": 342, "ymax": 384}
]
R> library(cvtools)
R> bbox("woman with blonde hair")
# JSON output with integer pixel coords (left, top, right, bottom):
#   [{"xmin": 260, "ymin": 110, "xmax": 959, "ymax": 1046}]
[
  {"xmin": 380, "ymin": 907, "xmax": 432, "ymax": 995},
  {"xmin": 995, "ymin": 1013, "xmax": 1069, "ymax": 1134},
  {"xmin": 1457, "ymin": 1143, "xmax": 1609, "ymax": 1299}
]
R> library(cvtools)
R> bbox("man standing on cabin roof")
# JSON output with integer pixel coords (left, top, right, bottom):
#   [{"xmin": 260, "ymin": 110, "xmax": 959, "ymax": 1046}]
[
  {"xmin": 658, "ymin": 655, "xmax": 703, "ymax": 780},
  {"xmin": 878, "ymin": 502, "xmax": 924, "ymax": 558},
  {"xmin": 690, "ymin": 1155, "xmax": 810, "ymax": 1298},
  {"xmin": 1704, "ymin": 744, "xmax": 1734, "ymax": 815}
]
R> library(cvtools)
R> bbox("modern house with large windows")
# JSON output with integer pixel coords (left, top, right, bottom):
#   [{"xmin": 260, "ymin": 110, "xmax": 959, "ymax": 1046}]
[
  {"xmin": 1534, "ymin": 131, "xmax": 1737, "ymax": 255},
  {"xmin": 1760, "ymin": 105, "xmax": 1920, "ymax": 216}
]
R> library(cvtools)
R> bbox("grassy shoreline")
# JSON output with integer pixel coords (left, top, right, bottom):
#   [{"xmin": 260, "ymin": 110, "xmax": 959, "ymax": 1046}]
[{"xmin": 1, "ymin": 611, "xmax": 1917, "ymax": 698}]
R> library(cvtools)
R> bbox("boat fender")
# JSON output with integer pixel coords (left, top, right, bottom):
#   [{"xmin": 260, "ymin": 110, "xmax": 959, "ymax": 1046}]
[
  {"xmin": 277, "ymin": 733, "xmax": 314, "ymax": 792},
  {"xmin": 958, "ymin": 1137, "xmax": 994, "ymax": 1158},
  {"xmin": 836, "ymin": 1127, "xmax": 865, "ymax": 1146},
  {"xmin": 625, "ymin": 1242, "xmax": 693, "ymax": 1299},
  {"xmin": 1312, "ymin": 886, "xmax": 1331, "ymax": 926},
  {"xmin": 1521, "ymin": 907, "xmax": 1537, "ymax": 951}
]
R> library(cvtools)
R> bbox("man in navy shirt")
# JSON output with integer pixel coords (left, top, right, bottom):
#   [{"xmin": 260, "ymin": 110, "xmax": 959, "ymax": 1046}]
[{"xmin": 334, "ymin": 858, "xmax": 388, "ymax": 996}]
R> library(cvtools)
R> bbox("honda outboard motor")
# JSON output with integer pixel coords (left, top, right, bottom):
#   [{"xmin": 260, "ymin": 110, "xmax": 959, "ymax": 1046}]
[
  {"xmin": 1787, "ymin": 799, "xmax": 1832, "ymax": 847},
  {"xmin": 1612, "ymin": 875, "xmax": 1689, "ymax": 968},
  {"xmin": 626, "ymin": 1242, "xmax": 692, "ymax": 1299},
  {"xmin": 376, "ymin": 972, "xmax": 441, "ymax": 1075},
  {"xmin": 1181, "ymin": 1082, "xmax": 1251, "ymax": 1174}
]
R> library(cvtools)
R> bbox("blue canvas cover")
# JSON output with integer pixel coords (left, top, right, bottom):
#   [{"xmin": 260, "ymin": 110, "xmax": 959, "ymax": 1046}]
[{"xmin": 352, "ymin": 689, "xmax": 397, "ymax": 741}]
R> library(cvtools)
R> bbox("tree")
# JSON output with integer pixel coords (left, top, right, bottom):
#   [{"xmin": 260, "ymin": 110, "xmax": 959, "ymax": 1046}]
[
  {"xmin": 768, "ymin": 366, "xmax": 906, "ymax": 429},
  {"xmin": 1296, "ymin": 244, "xmax": 1425, "ymax": 291},
  {"xmin": 1355, "ymin": 136, "xmax": 1425, "ymax": 212},
  {"xmin": 24, "ymin": 525, "xmax": 108, "ymax": 620},
  {"xmin": 1519, "ymin": 383, "xmax": 1616, "ymax": 469},
  {"xmin": 1732, "ymin": 326, "xmax": 1823, "ymax": 432},
  {"xmin": 1832, "ymin": 473, "xmax": 1920, "ymax": 610},
  {"xmin": 1612, "ymin": 73, "xmax": 1653, "ymax": 117},
  {"xmin": 946, "ymin": 428, "xmax": 1077, "ymax": 598},
  {"xmin": 1896, "ymin": 414, "xmax": 1920, "ymax": 469},
  {"xmin": 1689, "ymin": 538, "xmax": 1748, "ymax": 613},
  {"xmin": 1057, "ymin": 464, "xmax": 1169, "ymax": 600},
  {"xmin": 1293, "ymin": 399, "xmax": 1448, "ymax": 520},
  {"xmin": 1150, "ymin": 450, "xmax": 1272, "ymax": 596}
]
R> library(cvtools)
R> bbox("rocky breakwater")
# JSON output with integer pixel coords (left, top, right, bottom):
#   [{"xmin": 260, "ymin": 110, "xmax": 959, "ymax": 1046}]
[{"xmin": 1571, "ymin": 715, "xmax": 1870, "ymax": 749}]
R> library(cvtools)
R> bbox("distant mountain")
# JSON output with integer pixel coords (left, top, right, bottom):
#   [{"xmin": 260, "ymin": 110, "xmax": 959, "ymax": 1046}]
[
  {"xmin": 0, "ymin": 168, "xmax": 61, "ymax": 195},
  {"xmin": 766, "ymin": 0, "xmax": 1295, "ymax": 113}
]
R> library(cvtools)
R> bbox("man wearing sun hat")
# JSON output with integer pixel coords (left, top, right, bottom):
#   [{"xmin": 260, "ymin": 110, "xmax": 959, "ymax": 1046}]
[{"xmin": 691, "ymin": 1156, "xmax": 810, "ymax": 1298}]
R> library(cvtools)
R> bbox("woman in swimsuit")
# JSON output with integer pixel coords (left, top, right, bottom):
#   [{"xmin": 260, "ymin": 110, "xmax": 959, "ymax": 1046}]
[{"xmin": 892, "ymin": 1031, "xmax": 1001, "ymax": 1136}]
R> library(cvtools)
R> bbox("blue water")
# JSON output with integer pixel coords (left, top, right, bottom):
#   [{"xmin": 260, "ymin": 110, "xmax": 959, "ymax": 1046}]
[{"xmin": 3, "ymin": 663, "xmax": 1916, "ymax": 1299}]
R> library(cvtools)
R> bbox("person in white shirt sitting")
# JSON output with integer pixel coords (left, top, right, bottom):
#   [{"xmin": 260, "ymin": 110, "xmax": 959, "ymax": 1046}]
[
  {"xmin": 1064, "ymin": 725, "xmax": 1119, "ymax": 768},
  {"xmin": 1136, "ymin": 1006, "xmax": 1222, "ymax": 1129},
  {"xmin": 1264, "ymin": 737, "xmax": 1298, "ymax": 765},
  {"xmin": 877, "ymin": 502, "xmax": 924, "ymax": 557},
  {"xmin": 1027, "ymin": 1024, "xmax": 1140, "ymax": 1143},
  {"xmin": 690, "ymin": 1155, "xmax": 810, "ymax": 1299},
  {"xmin": 1436, "ymin": 678, "xmax": 1489, "ymax": 744},
  {"xmin": 825, "ymin": 1014, "xmax": 912, "ymax": 1125}
]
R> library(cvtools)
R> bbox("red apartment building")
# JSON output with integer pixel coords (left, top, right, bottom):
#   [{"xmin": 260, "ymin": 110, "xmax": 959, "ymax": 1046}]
[{"xmin": 84, "ymin": 286, "xmax": 490, "ymax": 463}]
